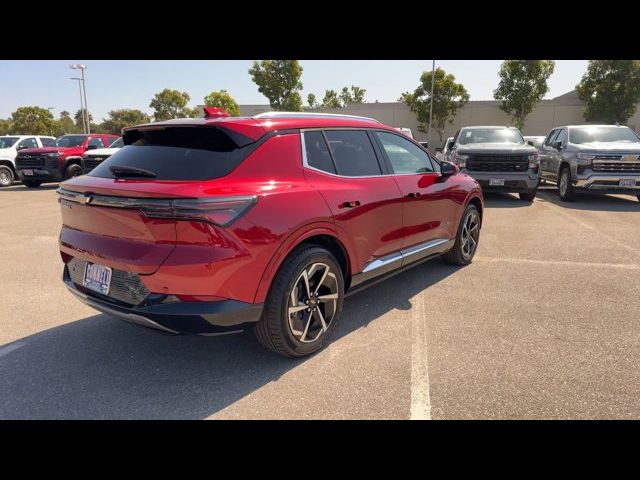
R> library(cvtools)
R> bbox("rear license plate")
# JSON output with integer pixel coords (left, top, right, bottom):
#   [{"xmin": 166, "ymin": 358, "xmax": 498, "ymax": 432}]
[
  {"xmin": 489, "ymin": 178, "xmax": 505, "ymax": 186},
  {"xmin": 83, "ymin": 263, "xmax": 112, "ymax": 295},
  {"xmin": 22, "ymin": 169, "xmax": 34, "ymax": 176},
  {"xmin": 619, "ymin": 178, "xmax": 636, "ymax": 188}
]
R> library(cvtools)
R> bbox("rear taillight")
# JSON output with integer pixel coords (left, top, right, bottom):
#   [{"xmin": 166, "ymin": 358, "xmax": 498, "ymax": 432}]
[{"xmin": 141, "ymin": 196, "xmax": 257, "ymax": 227}]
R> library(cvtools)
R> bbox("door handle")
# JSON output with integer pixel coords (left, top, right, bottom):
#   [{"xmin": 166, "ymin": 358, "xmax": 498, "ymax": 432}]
[
  {"xmin": 339, "ymin": 200, "xmax": 361, "ymax": 209},
  {"xmin": 407, "ymin": 192, "xmax": 422, "ymax": 198}
]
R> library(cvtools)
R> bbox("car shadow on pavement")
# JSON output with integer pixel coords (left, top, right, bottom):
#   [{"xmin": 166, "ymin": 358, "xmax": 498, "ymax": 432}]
[
  {"xmin": 536, "ymin": 189, "xmax": 640, "ymax": 212},
  {"xmin": 482, "ymin": 192, "xmax": 532, "ymax": 208},
  {"xmin": 0, "ymin": 259, "xmax": 460, "ymax": 419}
]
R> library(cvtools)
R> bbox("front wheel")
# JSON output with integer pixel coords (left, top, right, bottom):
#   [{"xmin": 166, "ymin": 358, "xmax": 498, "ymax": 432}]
[
  {"xmin": 442, "ymin": 204, "xmax": 480, "ymax": 266},
  {"xmin": 255, "ymin": 245, "xmax": 344, "ymax": 357},
  {"xmin": 64, "ymin": 163, "xmax": 83, "ymax": 180},
  {"xmin": 519, "ymin": 190, "xmax": 537, "ymax": 202},
  {"xmin": 558, "ymin": 167, "xmax": 575, "ymax": 201},
  {"xmin": 0, "ymin": 165, "xmax": 14, "ymax": 187}
]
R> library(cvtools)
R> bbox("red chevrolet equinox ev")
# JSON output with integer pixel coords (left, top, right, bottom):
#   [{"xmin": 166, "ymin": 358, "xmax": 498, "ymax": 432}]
[{"xmin": 57, "ymin": 110, "xmax": 483, "ymax": 357}]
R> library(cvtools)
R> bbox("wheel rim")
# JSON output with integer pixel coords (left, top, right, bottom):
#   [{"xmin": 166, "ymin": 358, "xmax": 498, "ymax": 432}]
[
  {"xmin": 460, "ymin": 210, "xmax": 480, "ymax": 259},
  {"xmin": 0, "ymin": 169, "xmax": 11, "ymax": 186},
  {"xmin": 288, "ymin": 262, "xmax": 339, "ymax": 344},
  {"xmin": 559, "ymin": 172, "xmax": 568, "ymax": 195}
]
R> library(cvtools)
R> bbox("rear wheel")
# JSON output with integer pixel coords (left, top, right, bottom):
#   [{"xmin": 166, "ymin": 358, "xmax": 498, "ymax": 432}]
[
  {"xmin": 255, "ymin": 245, "xmax": 344, "ymax": 357},
  {"xmin": 519, "ymin": 190, "xmax": 537, "ymax": 202},
  {"xmin": 442, "ymin": 204, "xmax": 480, "ymax": 266},
  {"xmin": 0, "ymin": 166, "xmax": 14, "ymax": 187},
  {"xmin": 558, "ymin": 167, "xmax": 575, "ymax": 201},
  {"xmin": 23, "ymin": 180, "xmax": 42, "ymax": 188},
  {"xmin": 64, "ymin": 163, "xmax": 83, "ymax": 180}
]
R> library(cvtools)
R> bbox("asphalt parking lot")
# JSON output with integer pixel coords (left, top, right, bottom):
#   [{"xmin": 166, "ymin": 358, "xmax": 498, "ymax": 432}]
[{"xmin": 0, "ymin": 183, "xmax": 639, "ymax": 419}]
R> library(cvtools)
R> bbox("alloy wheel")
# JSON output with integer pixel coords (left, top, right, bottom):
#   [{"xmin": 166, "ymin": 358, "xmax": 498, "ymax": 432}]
[
  {"xmin": 0, "ymin": 169, "xmax": 12, "ymax": 187},
  {"xmin": 559, "ymin": 172, "xmax": 568, "ymax": 196},
  {"xmin": 288, "ymin": 262, "xmax": 339, "ymax": 343},
  {"xmin": 460, "ymin": 210, "xmax": 480, "ymax": 259}
]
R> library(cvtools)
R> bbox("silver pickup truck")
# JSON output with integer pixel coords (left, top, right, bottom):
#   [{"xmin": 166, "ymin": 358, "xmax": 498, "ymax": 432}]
[{"xmin": 539, "ymin": 125, "xmax": 640, "ymax": 202}]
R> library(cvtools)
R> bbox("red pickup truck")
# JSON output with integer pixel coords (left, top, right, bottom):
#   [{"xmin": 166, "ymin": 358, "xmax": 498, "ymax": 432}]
[{"xmin": 15, "ymin": 133, "xmax": 119, "ymax": 188}]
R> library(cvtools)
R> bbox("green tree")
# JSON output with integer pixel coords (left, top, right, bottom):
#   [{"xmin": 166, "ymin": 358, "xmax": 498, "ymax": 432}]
[
  {"xmin": 339, "ymin": 85, "xmax": 366, "ymax": 108},
  {"xmin": 493, "ymin": 60, "xmax": 556, "ymax": 130},
  {"xmin": 74, "ymin": 108, "xmax": 94, "ymax": 131},
  {"xmin": 576, "ymin": 60, "xmax": 640, "ymax": 124},
  {"xmin": 55, "ymin": 110, "xmax": 79, "ymax": 135},
  {"xmin": 401, "ymin": 68, "xmax": 469, "ymax": 142},
  {"xmin": 322, "ymin": 89, "xmax": 341, "ymax": 108},
  {"xmin": 307, "ymin": 93, "xmax": 319, "ymax": 109},
  {"xmin": 10, "ymin": 106, "xmax": 57, "ymax": 135},
  {"xmin": 149, "ymin": 88, "xmax": 193, "ymax": 121},
  {"xmin": 100, "ymin": 109, "xmax": 151, "ymax": 135},
  {"xmin": 248, "ymin": 60, "xmax": 304, "ymax": 111},
  {"xmin": 0, "ymin": 119, "xmax": 13, "ymax": 135},
  {"xmin": 203, "ymin": 90, "xmax": 240, "ymax": 116}
]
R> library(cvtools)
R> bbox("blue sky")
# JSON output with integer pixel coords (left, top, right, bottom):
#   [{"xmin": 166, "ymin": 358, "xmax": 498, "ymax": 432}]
[{"xmin": 0, "ymin": 60, "xmax": 589, "ymax": 122}]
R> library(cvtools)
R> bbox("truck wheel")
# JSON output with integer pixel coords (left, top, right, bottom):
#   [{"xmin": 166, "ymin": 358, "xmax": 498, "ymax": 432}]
[
  {"xmin": 558, "ymin": 167, "xmax": 575, "ymax": 201},
  {"xmin": 255, "ymin": 245, "xmax": 344, "ymax": 358},
  {"xmin": 23, "ymin": 180, "xmax": 42, "ymax": 188},
  {"xmin": 519, "ymin": 190, "xmax": 537, "ymax": 202},
  {"xmin": 0, "ymin": 166, "xmax": 14, "ymax": 187},
  {"xmin": 64, "ymin": 164, "xmax": 83, "ymax": 180},
  {"xmin": 442, "ymin": 204, "xmax": 480, "ymax": 266}
]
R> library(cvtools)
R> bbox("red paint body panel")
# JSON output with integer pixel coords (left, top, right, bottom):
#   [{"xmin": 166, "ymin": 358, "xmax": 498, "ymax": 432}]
[{"xmin": 58, "ymin": 115, "xmax": 483, "ymax": 312}]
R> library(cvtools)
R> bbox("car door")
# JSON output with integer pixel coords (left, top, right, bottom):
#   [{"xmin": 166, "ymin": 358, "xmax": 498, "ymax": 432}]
[
  {"xmin": 548, "ymin": 128, "xmax": 567, "ymax": 176},
  {"xmin": 301, "ymin": 129, "xmax": 404, "ymax": 274},
  {"xmin": 373, "ymin": 130, "xmax": 456, "ymax": 250},
  {"xmin": 540, "ymin": 129, "xmax": 559, "ymax": 178}
]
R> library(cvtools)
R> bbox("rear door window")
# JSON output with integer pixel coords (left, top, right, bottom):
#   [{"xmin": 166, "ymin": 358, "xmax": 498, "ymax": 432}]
[
  {"xmin": 303, "ymin": 131, "xmax": 336, "ymax": 174},
  {"xmin": 324, "ymin": 130, "xmax": 381, "ymax": 177},
  {"xmin": 89, "ymin": 126, "xmax": 254, "ymax": 181}
]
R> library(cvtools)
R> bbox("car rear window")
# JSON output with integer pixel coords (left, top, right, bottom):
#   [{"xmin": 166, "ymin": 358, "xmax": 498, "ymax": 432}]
[{"xmin": 89, "ymin": 126, "xmax": 254, "ymax": 181}]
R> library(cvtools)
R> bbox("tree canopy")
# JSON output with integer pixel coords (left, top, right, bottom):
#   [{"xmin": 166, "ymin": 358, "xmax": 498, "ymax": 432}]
[
  {"xmin": 203, "ymin": 90, "xmax": 240, "ymax": 116},
  {"xmin": 248, "ymin": 60, "xmax": 304, "ymax": 111},
  {"xmin": 150, "ymin": 89, "xmax": 194, "ymax": 121},
  {"xmin": 100, "ymin": 109, "xmax": 151, "ymax": 135},
  {"xmin": 10, "ymin": 106, "xmax": 57, "ymax": 135}
]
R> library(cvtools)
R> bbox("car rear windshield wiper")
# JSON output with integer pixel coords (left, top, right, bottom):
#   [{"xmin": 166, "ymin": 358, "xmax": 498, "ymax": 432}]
[{"xmin": 109, "ymin": 165, "xmax": 157, "ymax": 178}]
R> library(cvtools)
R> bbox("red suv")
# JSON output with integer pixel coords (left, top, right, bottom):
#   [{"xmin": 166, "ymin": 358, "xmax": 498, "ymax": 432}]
[
  {"xmin": 57, "ymin": 111, "xmax": 483, "ymax": 357},
  {"xmin": 16, "ymin": 133, "xmax": 119, "ymax": 188}
]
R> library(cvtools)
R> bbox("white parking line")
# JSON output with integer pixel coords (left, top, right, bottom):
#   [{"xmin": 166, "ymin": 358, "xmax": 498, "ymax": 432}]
[
  {"xmin": 475, "ymin": 256, "xmax": 640, "ymax": 270},
  {"xmin": 0, "ymin": 341, "xmax": 26, "ymax": 359},
  {"xmin": 410, "ymin": 292, "xmax": 432, "ymax": 420}
]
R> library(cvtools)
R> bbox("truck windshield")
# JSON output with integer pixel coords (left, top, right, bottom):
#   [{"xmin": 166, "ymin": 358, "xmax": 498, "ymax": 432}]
[
  {"xmin": 0, "ymin": 137, "xmax": 19, "ymax": 148},
  {"xmin": 459, "ymin": 128, "xmax": 524, "ymax": 145},
  {"xmin": 569, "ymin": 127, "xmax": 640, "ymax": 144},
  {"xmin": 54, "ymin": 135, "xmax": 86, "ymax": 147}
]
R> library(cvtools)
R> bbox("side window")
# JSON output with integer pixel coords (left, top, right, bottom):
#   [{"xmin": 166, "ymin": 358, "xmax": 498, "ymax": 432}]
[
  {"xmin": 40, "ymin": 137, "xmax": 55, "ymax": 147},
  {"xmin": 544, "ymin": 129, "xmax": 559, "ymax": 146},
  {"xmin": 375, "ymin": 131, "xmax": 434, "ymax": 174},
  {"xmin": 555, "ymin": 129, "xmax": 567, "ymax": 146},
  {"xmin": 17, "ymin": 137, "xmax": 38, "ymax": 149},
  {"xmin": 303, "ymin": 131, "xmax": 336, "ymax": 174},
  {"xmin": 324, "ymin": 130, "xmax": 381, "ymax": 177},
  {"xmin": 87, "ymin": 137, "xmax": 106, "ymax": 149}
]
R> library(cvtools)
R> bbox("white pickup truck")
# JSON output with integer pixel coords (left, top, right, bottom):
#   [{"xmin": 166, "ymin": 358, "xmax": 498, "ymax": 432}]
[{"xmin": 0, "ymin": 135, "xmax": 56, "ymax": 187}]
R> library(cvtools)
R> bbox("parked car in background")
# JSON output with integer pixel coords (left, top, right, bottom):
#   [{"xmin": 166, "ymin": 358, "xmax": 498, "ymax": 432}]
[
  {"xmin": 447, "ymin": 126, "xmax": 540, "ymax": 201},
  {"xmin": 0, "ymin": 135, "xmax": 56, "ymax": 187},
  {"xmin": 539, "ymin": 125, "xmax": 640, "ymax": 201},
  {"xmin": 15, "ymin": 133, "xmax": 119, "ymax": 188},
  {"xmin": 57, "ymin": 110, "xmax": 483, "ymax": 357},
  {"xmin": 437, "ymin": 136, "xmax": 454, "ymax": 161},
  {"xmin": 524, "ymin": 136, "xmax": 545, "ymax": 151},
  {"xmin": 395, "ymin": 127, "xmax": 414, "ymax": 139},
  {"xmin": 81, "ymin": 137, "xmax": 123, "ymax": 174}
]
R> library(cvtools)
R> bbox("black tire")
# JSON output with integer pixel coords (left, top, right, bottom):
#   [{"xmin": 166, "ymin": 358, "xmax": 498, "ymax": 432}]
[
  {"xmin": 23, "ymin": 180, "xmax": 42, "ymax": 188},
  {"xmin": 442, "ymin": 204, "xmax": 481, "ymax": 266},
  {"xmin": 558, "ymin": 167, "xmax": 575, "ymax": 201},
  {"xmin": 0, "ymin": 165, "xmax": 14, "ymax": 187},
  {"xmin": 519, "ymin": 190, "xmax": 537, "ymax": 202},
  {"xmin": 255, "ymin": 245, "xmax": 344, "ymax": 358},
  {"xmin": 637, "ymin": 195, "xmax": 640, "ymax": 202},
  {"xmin": 64, "ymin": 163, "xmax": 83, "ymax": 180}
]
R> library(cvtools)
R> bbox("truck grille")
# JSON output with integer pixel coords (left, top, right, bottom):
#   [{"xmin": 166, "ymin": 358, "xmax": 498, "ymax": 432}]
[
  {"xmin": 16, "ymin": 155, "xmax": 47, "ymax": 168},
  {"xmin": 593, "ymin": 155, "xmax": 640, "ymax": 173},
  {"xmin": 83, "ymin": 155, "xmax": 110, "ymax": 173},
  {"xmin": 67, "ymin": 257, "xmax": 150, "ymax": 306},
  {"xmin": 467, "ymin": 154, "xmax": 529, "ymax": 172}
]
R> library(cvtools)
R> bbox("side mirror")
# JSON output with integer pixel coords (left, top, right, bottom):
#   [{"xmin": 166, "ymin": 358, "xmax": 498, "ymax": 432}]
[
  {"xmin": 86, "ymin": 144, "xmax": 98, "ymax": 150},
  {"xmin": 552, "ymin": 141, "xmax": 563, "ymax": 151},
  {"xmin": 440, "ymin": 161, "xmax": 458, "ymax": 177},
  {"xmin": 447, "ymin": 140, "xmax": 455, "ymax": 150},
  {"xmin": 527, "ymin": 140, "xmax": 534, "ymax": 146}
]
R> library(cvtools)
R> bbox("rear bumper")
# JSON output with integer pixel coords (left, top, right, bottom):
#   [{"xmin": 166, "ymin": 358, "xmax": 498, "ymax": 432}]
[
  {"xmin": 573, "ymin": 174, "xmax": 640, "ymax": 193},
  {"xmin": 63, "ymin": 266, "xmax": 263, "ymax": 335}
]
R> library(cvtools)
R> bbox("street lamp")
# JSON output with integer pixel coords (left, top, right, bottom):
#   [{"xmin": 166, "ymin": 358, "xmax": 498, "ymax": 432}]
[
  {"xmin": 69, "ymin": 64, "xmax": 89, "ymax": 134},
  {"xmin": 70, "ymin": 77, "xmax": 86, "ymax": 134}
]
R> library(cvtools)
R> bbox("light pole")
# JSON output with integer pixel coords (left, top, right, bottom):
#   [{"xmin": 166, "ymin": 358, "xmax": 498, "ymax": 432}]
[
  {"xmin": 70, "ymin": 64, "xmax": 89, "ymax": 134},
  {"xmin": 70, "ymin": 77, "xmax": 86, "ymax": 133},
  {"xmin": 427, "ymin": 60, "xmax": 435, "ymax": 149}
]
